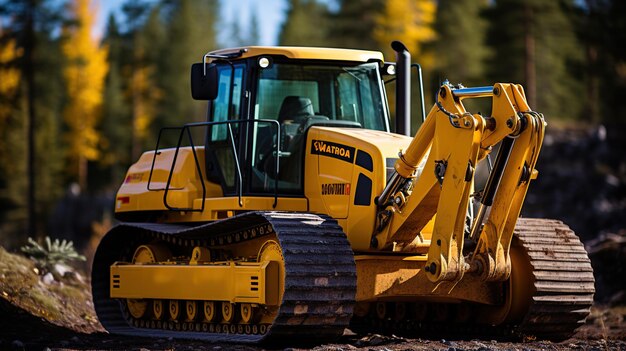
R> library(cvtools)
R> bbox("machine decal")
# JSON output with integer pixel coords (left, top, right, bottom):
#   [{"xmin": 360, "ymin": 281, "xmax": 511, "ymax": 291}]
[
  {"xmin": 355, "ymin": 150, "xmax": 373, "ymax": 172},
  {"xmin": 321, "ymin": 183, "xmax": 351, "ymax": 195},
  {"xmin": 311, "ymin": 139, "xmax": 355, "ymax": 163},
  {"xmin": 124, "ymin": 173, "xmax": 144, "ymax": 183},
  {"xmin": 354, "ymin": 173, "xmax": 372, "ymax": 206}
]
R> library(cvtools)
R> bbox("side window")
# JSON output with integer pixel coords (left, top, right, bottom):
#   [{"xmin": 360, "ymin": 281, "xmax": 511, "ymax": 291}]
[
  {"xmin": 211, "ymin": 66, "xmax": 244, "ymax": 141},
  {"xmin": 337, "ymin": 73, "xmax": 359, "ymax": 122},
  {"xmin": 207, "ymin": 64, "xmax": 244, "ymax": 192},
  {"xmin": 337, "ymin": 66, "xmax": 384, "ymax": 131}
]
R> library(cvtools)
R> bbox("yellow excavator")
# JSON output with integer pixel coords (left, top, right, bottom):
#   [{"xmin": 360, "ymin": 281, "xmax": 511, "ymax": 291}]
[{"xmin": 92, "ymin": 42, "xmax": 594, "ymax": 342}]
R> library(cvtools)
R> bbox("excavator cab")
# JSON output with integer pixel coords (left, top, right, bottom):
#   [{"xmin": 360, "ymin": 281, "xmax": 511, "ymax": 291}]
[{"xmin": 194, "ymin": 51, "xmax": 389, "ymax": 199}]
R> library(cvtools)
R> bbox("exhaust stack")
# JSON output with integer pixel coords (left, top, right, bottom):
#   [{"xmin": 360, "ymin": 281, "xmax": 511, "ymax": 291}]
[{"xmin": 392, "ymin": 41, "xmax": 411, "ymax": 136}]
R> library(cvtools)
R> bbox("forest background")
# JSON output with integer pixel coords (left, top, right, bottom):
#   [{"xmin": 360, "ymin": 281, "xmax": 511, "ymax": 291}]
[{"xmin": 0, "ymin": 0, "xmax": 624, "ymax": 253}]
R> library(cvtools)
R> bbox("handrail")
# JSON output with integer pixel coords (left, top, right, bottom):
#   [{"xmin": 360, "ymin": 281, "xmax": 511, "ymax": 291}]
[
  {"xmin": 226, "ymin": 123, "xmax": 243, "ymax": 207},
  {"xmin": 149, "ymin": 119, "xmax": 281, "ymax": 212},
  {"xmin": 147, "ymin": 126, "xmax": 183, "ymax": 191}
]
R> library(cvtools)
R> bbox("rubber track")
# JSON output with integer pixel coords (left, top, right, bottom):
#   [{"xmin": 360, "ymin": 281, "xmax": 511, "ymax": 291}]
[
  {"xmin": 91, "ymin": 212, "xmax": 356, "ymax": 343},
  {"xmin": 348, "ymin": 218, "xmax": 594, "ymax": 341},
  {"xmin": 514, "ymin": 218, "xmax": 594, "ymax": 340}
]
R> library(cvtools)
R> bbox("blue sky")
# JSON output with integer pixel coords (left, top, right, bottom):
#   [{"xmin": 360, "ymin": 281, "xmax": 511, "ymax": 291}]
[{"xmin": 96, "ymin": 0, "xmax": 289, "ymax": 46}]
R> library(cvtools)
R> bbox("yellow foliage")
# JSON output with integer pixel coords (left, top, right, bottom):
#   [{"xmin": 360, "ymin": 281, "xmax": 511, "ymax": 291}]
[
  {"xmin": 0, "ymin": 36, "xmax": 22, "ymax": 120},
  {"xmin": 374, "ymin": 0, "xmax": 437, "ymax": 66},
  {"xmin": 62, "ymin": 0, "xmax": 108, "ymax": 165},
  {"xmin": 131, "ymin": 64, "xmax": 160, "ymax": 141}
]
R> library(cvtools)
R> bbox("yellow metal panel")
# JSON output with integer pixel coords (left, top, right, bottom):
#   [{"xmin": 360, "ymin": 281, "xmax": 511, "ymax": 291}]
[
  {"xmin": 209, "ymin": 46, "xmax": 384, "ymax": 63},
  {"xmin": 354, "ymin": 255, "xmax": 499, "ymax": 304},
  {"xmin": 116, "ymin": 147, "xmax": 222, "ymax": 213},
  {"xmin": 304, "ymin": 127, "xmax": 412, "ymax": 251},
  {"xmin": 110, "ymin": 261, "xmax": 278, "ymax": 305},
  {"xmin": 162, "ymin": 197, "xmax": 308, "ymax": 222}
]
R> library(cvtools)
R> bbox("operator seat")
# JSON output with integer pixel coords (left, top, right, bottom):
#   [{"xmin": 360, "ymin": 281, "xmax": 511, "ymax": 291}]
[
  {"xmin": 278, "ymin": 96, "xmax": 315, "ymax": 124},
  {"xmin": 278, "ymin": 96, "xmax": 314, "ymax": 149}
]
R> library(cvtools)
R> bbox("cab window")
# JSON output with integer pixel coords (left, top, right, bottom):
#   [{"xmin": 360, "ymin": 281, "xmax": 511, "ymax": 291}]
[
  {"xmin": 249, "ymin": 61, "xmax": 386, "ymax": 195},
  {"xmin": 206, "ymin": 64, "xmax": 244, "ymax": 193}
]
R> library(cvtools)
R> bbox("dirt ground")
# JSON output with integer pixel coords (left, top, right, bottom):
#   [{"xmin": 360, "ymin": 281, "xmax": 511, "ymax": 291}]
[{"xmin": 0, "ymin": 247, "xmax": 625, "ymax": 351}]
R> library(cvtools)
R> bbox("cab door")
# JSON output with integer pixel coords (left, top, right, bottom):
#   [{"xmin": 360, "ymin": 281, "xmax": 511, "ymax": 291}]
[{"xmin": 205, "ymin": 64, "xmax": 245, "ymax": 195}]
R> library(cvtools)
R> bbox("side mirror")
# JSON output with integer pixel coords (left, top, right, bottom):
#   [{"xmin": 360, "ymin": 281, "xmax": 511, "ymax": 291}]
[{"xmin": 191, "ymin": 63, "xmax": 218, "ymax": 100}]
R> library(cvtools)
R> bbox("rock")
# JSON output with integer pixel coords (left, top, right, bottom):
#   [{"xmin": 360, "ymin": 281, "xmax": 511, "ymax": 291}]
[
  {"xmin": 52, "ymin": 263, "xmax": 73, "ymax": 277},
  {"xmin": 367, "ymin": 334, "xmax": 385, "ymax": 346},
  {"xmin": 42, "ymin": 273, "xmax": 55, "ymax": 285}
]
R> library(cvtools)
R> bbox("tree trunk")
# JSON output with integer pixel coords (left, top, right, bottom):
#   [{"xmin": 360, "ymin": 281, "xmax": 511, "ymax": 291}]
[
  {"xmin": 25, "ymin": 0, "xmax": 37, "ymax": 238},
  {"xmin": 524, "ymin": 4, "xmax": 536, "ymax": 109},
  {"xmin": 78, "ymin": 155, "xmax": 87, "ymax": 191}
]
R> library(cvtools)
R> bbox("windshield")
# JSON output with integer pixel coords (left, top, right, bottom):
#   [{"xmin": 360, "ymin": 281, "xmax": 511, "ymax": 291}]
[{"xmin": 254, "ymin": 62, "xmax": 388, "ymax": 131}]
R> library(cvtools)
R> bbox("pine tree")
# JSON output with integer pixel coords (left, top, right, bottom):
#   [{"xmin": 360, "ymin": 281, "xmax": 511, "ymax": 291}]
[
  {"xmin": 100, "ymin": 14, "xmax": 131, "ymax": 184},
  {"xmin": 248, "ymin": 8, "xmax": 261, "ymax": 45},
  {"xmin": 229, "ymin": 16, "xmax": 244, "ymax": 47},
  {"xmin": 156, "ymin": 0, "xmax": 218, "ymax": 143},
  {"xmin": 434, "ymin": 0, "xmax": 489, "ymax": 86},
  {"xmin": 0, "ymin": 0, "xmax": 65, "ymax": 242},
  {"xmin": 327, "ymin": 0, "xmax": 385, "ymax": 50},
  {"xmin": 579, "ymin": 0, "xmax": 626, "ymax": 123},
  {"xmin": 485, "ymin": 0, "xmax": 583, "ymax": 119},
  {"xmin": 373, "ymin": 0, "xmax": 437, "ymax": 63},
  {"xmin": 61, "ymin": 0, "xmax": 109, "ymax": 189},
  {"xmin": 129, "ymin": 6, "xmax": 164, "ymax": 159},
  {"xmin": 279, "ymin": 0, "xmax": 329, "ymax": 46}
]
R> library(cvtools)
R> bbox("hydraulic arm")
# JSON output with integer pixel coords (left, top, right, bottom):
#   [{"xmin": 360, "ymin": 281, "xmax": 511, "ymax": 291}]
[{"xmin": 375, "ymin": 83, "xmax": 546, "ymax": 284}]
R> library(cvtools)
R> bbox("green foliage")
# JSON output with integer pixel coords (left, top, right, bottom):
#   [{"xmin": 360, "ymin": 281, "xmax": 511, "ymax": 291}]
[
  {"xmin": 155, "ymin": 0, "xmax": 218, "ymax": 146},
  {"xmin": 20, "ymin": 237, "xmax": 86, "ymax": 273},
  {"xmin": 434, "ymin": 0, "xmax": 490, "ymax": 86},
  {"xmin": 484, "ymin": 0, "xmax": 584, "ymax": 119},
  {"xmin": 279, "ymin": 0, "xmax": 330, "ymax": 46},
  {"xmin": 0, "ymin": 0, "xmax": 66, "ymax": 245},
  {"xmin": 327, "ymin": 0, "xmax": 385, "ymax": 50},
  {"xmin": 580, "ymin": 1, "xmax": 626, "ymax": 123},
  {"xmin": 100, "ymin": 14, "xmax": 131, "ymax": 184}
]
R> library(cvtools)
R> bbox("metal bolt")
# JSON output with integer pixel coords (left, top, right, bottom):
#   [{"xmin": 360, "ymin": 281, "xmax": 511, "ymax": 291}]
[
  {"xmin": 506, "ymin": 118, "xmax": 513, "ymax": 128},
  {"xmin": 394, "ymin": 196, "xmax": 402, "ymax": 205},
  {"xmin": 437, "ymin": 239, "xmax": 441, "ymax": 246},
  {"xmin": 493, "ymin": 87, "xmax": 500, "ymax": 96},
  {"xmin": 464, "ymin": 120, "xmax": 471, "ymax": 127}
]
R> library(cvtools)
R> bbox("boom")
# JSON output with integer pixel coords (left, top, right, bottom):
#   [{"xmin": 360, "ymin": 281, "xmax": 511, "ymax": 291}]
[{"xmin": 375, "ymin": 83, "xmax": 545, "ymax": 283}]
